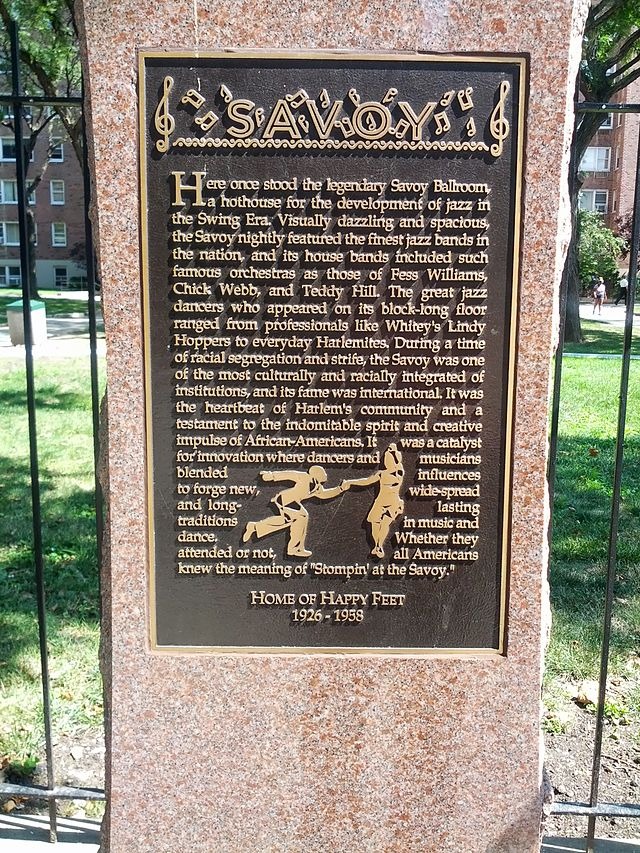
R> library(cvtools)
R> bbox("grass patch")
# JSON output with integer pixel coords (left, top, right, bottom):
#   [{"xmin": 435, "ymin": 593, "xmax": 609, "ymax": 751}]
[
  {"xmin": 547, "ymin": 357, "xmax": 640, "ymax": 684},
  {"xmin": 0, "ymin": 356, "xmax": 105, "ymax": 769},
  {"xmin": 565, "ymin": 318, "xmax": 640, "ymax": 357},
  {"xmin": 0, "ymin": 289, "xmax": 97, "ymax": 324}
]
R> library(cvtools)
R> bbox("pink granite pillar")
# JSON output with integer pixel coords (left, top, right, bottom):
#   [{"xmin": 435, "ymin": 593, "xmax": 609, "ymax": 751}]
[{"xmin": 77, "ymin": 1, "xmax": 589, "ymax": 850}]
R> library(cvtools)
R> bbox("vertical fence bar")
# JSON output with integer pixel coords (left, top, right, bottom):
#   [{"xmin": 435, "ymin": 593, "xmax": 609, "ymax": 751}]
[
  {"xmin": 81, "ymin": 88, "xmax": 104, "ymax": 572},
  {"xmin": 547, "ymin": 81, "xmax": 581, "ymax": 500},
  {"xmin": 585, "ymin": 125, "xmax": 640, "ymax": 852},
  {"xmin": 9, "ymin": 19, "xmax": 57, "ymax": 843}
]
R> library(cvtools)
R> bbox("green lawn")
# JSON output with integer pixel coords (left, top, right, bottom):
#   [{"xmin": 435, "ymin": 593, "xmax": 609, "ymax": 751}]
[
  {"xmin": 0, "ymin": 289, "xmax": 97, "ymax": 325},
  {"xmin": 565, "ymin": 317, "xmax": 640, "ymax": 357},
  {"xmin": 547, "ymin": 356, "xmax": 640, "ymax": 681},
  {"xmin": 0, "ymin": 356, "xmax": 104, "ymax": 771}
]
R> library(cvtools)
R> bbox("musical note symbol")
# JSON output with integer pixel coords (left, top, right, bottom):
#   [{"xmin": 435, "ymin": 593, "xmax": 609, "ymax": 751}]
[
  {"xmin": 320, "ymin": 89, "xmax": 330, "ymax": 108},
  {"xmin": 347, "ymin": 88, "xmax": 360, "ymax": 106},
  {"xmin": 439, "ymin": 90, "xmax": 455, "ymax": 107},
  {"xmin": 219, "ymin": 84, "xmax": 233, "ymax": 104},
  {"xmin": 382, "ymin": 88, "xmax": 398, "ymax": 105},
  {"xmin": 489, "ymin": 81, "xmax": 510, "ymax": 156},
  {"xmin": 465, "ymin": 117, "xmax": 476, "ymax": 138},
  {"xmin": 154, "ymin": 76, "xmax": 175, "ymax": 154},
  {"xmin": 340, "ymin": 117, "xmax": 355, "ymax": 137},
  {"xmin": 286, "ymin": 89, "xmax": 309, "ymax": 108},
  {"xmin": 255, "ymin": 108, "xmax": 265, "ymax": 126},
  {"xmin": 298, "ymin": 115, "xmax": 309, "ymax": 133},
  {"xmin": 433, "ymin": 111, "xmax": 451, "ymax": 135},
  {"xmin": 194, "ymin": 110, "xmax": 219, "ymax": 132},
  {"xmin": 457, "ymin": 87, "xmax": 474, "ymax": 111},
  {"xmin": 181, "ymin": 89, "xmax": 205, "ymax": 110},
  {"xmin": 393, "ymin": 118, "xmax": 411, "ymax": 138}
]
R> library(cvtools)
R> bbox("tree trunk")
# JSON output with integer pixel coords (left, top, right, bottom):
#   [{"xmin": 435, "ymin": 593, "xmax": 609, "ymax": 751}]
[
  {"xmin": 26, "ymin": 208, "xmax": 40, "ymax": 299},
  {"xmin": 563, "ymin": 180, "xmax": 583, "ymax": 343},
  {"xmin": 563, "ymin": 230, "xmax": 583, "ymax": 342}
]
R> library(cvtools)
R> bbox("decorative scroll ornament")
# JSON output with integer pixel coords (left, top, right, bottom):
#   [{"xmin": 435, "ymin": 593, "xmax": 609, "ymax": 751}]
[
  {"xmin": 154, "ymin": 76, "xmax": 175, "ymax": 153},
  {"xmin": 489, "ymin": 80, "xmax": 510, "ymax": 157}
]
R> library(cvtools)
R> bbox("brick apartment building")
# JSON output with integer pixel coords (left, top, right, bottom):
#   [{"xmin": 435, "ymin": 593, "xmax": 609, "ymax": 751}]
[
  {"xmin": 0, "ymin": 120, "xmax": 86, "ymax": 290},
  {"xmin": 579, "ymin": 76, "xmax": 640, "ymax": 232}
]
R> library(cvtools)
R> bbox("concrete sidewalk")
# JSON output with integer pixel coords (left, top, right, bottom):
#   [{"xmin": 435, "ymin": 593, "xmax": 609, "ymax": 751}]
[
  {"xmin": 0, "ymin": 314, "xmax": 105, "ymax": 358},
  {"xmin": 0, "ymin": 814, "xmax": 100, "ymax": 850},
  {"xmin": 1, "ymin": 816, "xmax": 639, "ymax": 853}
]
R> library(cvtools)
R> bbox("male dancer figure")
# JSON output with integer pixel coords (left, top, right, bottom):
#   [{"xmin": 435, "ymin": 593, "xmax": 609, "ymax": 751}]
[{"xmin": 242, "ymin": 466, "xmax": 347, "ymax": 557}]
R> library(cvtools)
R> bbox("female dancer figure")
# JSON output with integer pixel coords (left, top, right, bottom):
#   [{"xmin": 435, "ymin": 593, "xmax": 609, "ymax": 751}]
[{"xmin": 343, "ymin": 443, "xmax": 405, "ymax": 558}]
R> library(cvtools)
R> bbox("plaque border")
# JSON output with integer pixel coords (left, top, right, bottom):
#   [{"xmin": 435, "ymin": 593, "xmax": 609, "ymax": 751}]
[{"xmin": 138, "ymin": 49, "xmax": 527, "ymax": 656}]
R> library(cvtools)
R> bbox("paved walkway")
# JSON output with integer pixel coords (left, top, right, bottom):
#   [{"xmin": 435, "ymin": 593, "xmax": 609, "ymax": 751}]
[
  {"xmin": 579, "ymin": 299, "xmax": 635, "ymax": 327},
  {"xmin": 1, "ymin": 816, "xmax": 639, "ymax": 853},
  {"xmin": 0, "ymin": 814, "xmax": 100, "ymax": 851},
  {"xmin": 0, "ymin": 314, "xmax": 105, "ymax": 359}
]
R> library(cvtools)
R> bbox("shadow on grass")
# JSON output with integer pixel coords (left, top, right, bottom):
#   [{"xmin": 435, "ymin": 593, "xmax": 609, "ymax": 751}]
[
  {"xmin": 549, "ymin": 433, "xmax": 640, "ymax": 677},
  {"xmin": 565, "ymin": 320, "xmax": 640, "ymax": 357},
  {"xmin": 0, "ymin": 293, "xmax": 91, "ymax": 325},
  {"xmin": 0, "ymin": 454, "xmax": 99, "ymax": 678},
  {"xmin": 0, "ymin": 383, "xmax": 91, "ymax": 412}
]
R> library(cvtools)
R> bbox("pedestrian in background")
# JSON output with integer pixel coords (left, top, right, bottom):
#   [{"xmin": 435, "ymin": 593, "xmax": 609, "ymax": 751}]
[{"xmin": 593, "ymin": 277, "xmax": 606, "ymax": 314}]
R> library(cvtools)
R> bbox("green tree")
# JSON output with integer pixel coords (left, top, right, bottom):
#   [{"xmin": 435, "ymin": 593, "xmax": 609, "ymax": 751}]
[
  {"xmin": 565, "ymin": 0, "xmax": 640, "ymax": 341},
  {"xmin": 0, "ymin": 1, "xmax": 81, "ymax": 296},
  {"xmin": 578, "ymin": 210, "xmax": 625, "ymax": 289}
]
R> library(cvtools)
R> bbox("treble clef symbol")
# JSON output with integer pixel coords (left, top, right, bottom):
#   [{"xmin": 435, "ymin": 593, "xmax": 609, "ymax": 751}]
[
  {"xmin": 489, "ymin": 81, "xmax": 510, "ymax": 157},
  {"xmin": 154, "ymin": 76, "xmax": 175, "ymax": 154}
]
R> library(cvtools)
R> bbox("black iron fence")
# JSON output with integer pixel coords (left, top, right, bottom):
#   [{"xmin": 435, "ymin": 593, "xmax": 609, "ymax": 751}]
[
  {"xmin": 0, "ymin": 21, "xmax": 104, "ymax": 844},
  {"xmin": 0, "ymin": 16, "xmax": 638, "ymax": 849},
  {"xmin": 547, "ymin": 97, "xmax": 640, "ymax": 851}
]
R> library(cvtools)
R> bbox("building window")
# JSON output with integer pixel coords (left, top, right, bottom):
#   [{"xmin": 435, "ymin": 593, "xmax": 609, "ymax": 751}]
[
  {"xmin": 0, "ymin": 264, "xmax": 21, "ymax": 285},
  {"xmin": 49, "ymin": 138, "xmax": 64, "ymax": 162},
  {"xmin": 579, "ymin": 189, "xmax": 609, "ymax": 214},
  {"xmin": 0, "ymin": 221, "xmax": 20, "ymax": 245},
  {"xmin": 0, "ymin": 180, "xmax": 18, "ymax": 204},
  {"xmin": 0, "ymin": 180, "xmax": 35, "ymax": 204},
  {"xmin": 599, "ymin": 113, "xmax": 613, "ymax": 130},
  {"xmin": 54, "ymin": 266, "xmax": 68, "ymax": 287},
  {"xmin": 50, "ymin": 180, "xmax": 65, "ymax": 205},
  {"xmin": 51, "ymin": 222, "xmax": 67, "ymax": 247},
  {"xmin": 579, "ymin": 146, "xmax": 611, "ymax": 172},
  {"xmin": 0, "ymin": 138, "xmax": 16, "ymax": 161},
  {"xmin": 615, "ymin": 147, "xmax": 621, "ymax": 169}
]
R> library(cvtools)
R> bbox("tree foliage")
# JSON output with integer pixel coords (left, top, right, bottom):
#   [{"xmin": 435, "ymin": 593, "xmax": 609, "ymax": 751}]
[
  {"xmin": 0, "ymin": 0, "xmax": 81, "ymax": 161},
  {"xmin": 578, "ymin": 0, "xmax": 640, "ymax": 159},
  {"xmin": 578, "ymin": 210, "xmax": 625, "ymax": 289},
  {"xmin": 564, "ymin": 0, "xmax": 640, "ymax": 342},
  {"xmin": 0, "ymin": 1, "xmax": 81, "ymax": 296}
]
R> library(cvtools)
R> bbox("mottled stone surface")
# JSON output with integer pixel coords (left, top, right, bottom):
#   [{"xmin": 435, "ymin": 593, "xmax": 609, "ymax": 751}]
[{"xmin": 77, "ymin": 1, "xmax": 589, "ymax": 850}]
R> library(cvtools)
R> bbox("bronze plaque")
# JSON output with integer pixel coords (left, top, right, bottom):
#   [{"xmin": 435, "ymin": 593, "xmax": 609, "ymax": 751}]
[{"xmin": 139, "ymin": 51, "xmax": 526, "ymax": 653}]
